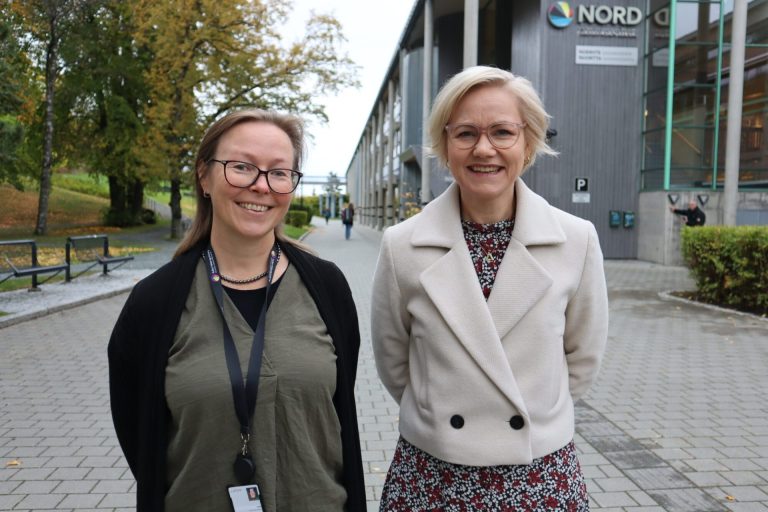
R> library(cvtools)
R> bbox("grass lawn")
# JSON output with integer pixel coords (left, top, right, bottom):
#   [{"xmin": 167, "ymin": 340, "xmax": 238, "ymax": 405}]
[
  {"xmin": 283, "ymin": 224, "xmax": 309, "ymax": 239},
  {"xmin": 2, "ymin": 183, "xmax": 110, "ymax": 238}
]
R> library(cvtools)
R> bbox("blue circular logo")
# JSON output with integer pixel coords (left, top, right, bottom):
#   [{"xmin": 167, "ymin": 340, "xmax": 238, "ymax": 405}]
[{"xmin": 548, "ymin": 1, "xmax": 574, "ymax": 28}]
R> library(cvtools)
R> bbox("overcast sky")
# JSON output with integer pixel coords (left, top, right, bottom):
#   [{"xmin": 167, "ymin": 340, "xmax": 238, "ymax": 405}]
[{"xmin": 286, "ymin": 0, "xmax": 415, "ymax": 189}]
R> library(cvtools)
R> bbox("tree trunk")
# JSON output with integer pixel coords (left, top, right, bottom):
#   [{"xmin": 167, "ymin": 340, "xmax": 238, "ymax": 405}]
[
  {"xmin": 34, "ymin": 16, "xmax": 59, "ymax": 236},
  {"xmin": 129, "ymin": 179, "xmax": 144, "ymax": 218},
  {"xmin": 107, "ymin": 174, "xmax": 127, "ymax": 225},
  {"xmin": 169, "ymin": 176, "xmax": 182, "ymax": 238}
]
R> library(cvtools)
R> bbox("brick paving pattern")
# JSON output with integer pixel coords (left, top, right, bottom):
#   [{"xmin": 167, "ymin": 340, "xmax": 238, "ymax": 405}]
[{"xmin": 1, "ymin": 217, "xmax": 767, "ymax": 511}]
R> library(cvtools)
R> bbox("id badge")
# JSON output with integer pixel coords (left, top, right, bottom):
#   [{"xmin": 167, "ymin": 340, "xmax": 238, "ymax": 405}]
[{"xmin": 228, "ymin": 484, "xmax": 263, "ymax": 512}]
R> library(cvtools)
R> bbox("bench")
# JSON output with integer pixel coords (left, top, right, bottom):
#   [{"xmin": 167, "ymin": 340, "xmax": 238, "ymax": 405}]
[
  {"xmin": 65, "ymin": 234, "xmax": 134, "ymax": 281},
  {"xmin": 0, "ymin": 240, "xmax": 69, "ymax": 291}
]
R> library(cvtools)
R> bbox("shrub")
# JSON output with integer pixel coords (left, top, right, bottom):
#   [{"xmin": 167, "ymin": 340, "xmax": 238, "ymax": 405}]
[
  {"xmin": 285, "ymin": 210, "xmax": 309, "ymax": 227},
  {"xmin": 289, "ymin": 201, "xmax": 315, "ymax": 223},
  {"xmin": 681, "ymin": 226, "xmax": 768, "ymax": 315},
  {"xmin": 103, "ymin": 208, "xmax": 141, "ymax": 227},
  {"xmin": 293, "ymin": 196, "xmax": 319, "ymax": 217},
  {"xmin": 141, "ymin": 208, "xmax": 157, "ymax": 225}
]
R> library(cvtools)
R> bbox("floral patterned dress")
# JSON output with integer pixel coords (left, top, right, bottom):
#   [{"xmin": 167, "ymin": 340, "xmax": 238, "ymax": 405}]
[{"xmin": 378, "ymin": 219, "xmax": 589, "ymax": 512}]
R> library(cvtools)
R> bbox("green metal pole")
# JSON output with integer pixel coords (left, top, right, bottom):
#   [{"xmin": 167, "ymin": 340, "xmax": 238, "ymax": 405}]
[
  {"xmin": 711, "ymin": 1, "xmax": 725, "ymax": 190},
  {"xmin": 663, "ymin": 0, "xmax": 678, "ymax": 191}
]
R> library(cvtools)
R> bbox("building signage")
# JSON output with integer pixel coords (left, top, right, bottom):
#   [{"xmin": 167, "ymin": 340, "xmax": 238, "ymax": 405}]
[
  {"xmin": 577, "ymin": 5, "xmax": 642, "ymax": 25},
  {"xmin": 575, "ymin": 45, "xmax": 638, "ymax": 66},
  {"xmin": 572, "ymin": 192, "xmax": 591, "ymax": 203},
  {"xmin": 548, "ymin": 2, "xmax": 575, "ymax": 28},
  {"xmin": 548, "ymin": 1, "xmax": 643, "ymax": 38},
  {"xmin": 573, "ymin": 177, "xmax": 590, "ymax": 202}
]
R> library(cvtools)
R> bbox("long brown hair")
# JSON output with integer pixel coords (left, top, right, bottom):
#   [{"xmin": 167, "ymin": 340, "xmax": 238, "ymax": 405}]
[{"xmin": 174, "ymin": 109, "xmax": 307, "ymax": 258}]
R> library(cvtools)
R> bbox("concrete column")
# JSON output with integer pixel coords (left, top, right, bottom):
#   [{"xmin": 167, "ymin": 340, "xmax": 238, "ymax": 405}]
[
  {"xmin": 355, "ymin": 157, "xmax": 362, "ymax": 209},
  {"xmin": 368, "ymin": 126, "xmax": 375, "ymax": 227},
  {"xmin": 723, "ymin": 0, "xmax": 747, "ymax": 225},
  {"xmin": 377, "ymin": 102, "xmax": 386, "ymax": 230},
  {"xmin": 368, "ymin": 127, "xmax": 375, "ymax": 227},
  {"xmin": 464, "ymin": 0, "xmax": 479, "ymax": 67},
  {"xmin": 370, "ymin": 118, "xmax": 377, "ymax": 229},
  {"xmin": 398, "ymin": 49, "xmax": 407, "ymax": 221},
  {"xmin": 386, "ymin": 79, "xmax": 395, "ymax": 227},
  {"xmin": 361, "ymin": 130, "xmax": 369, "ymax": 225},
  {"xmin": 421, "ymin": 0, "xmax": 434, "ymax": 205}
]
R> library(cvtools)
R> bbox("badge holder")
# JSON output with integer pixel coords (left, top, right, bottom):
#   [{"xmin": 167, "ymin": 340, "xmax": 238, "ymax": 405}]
[
  {"xmin": 234, "ymin": 433, "xmax": 255, "ymax": 483},
  {"xmin": 228, "ymin": 483, "xmax": 264, "ymax": 512}
]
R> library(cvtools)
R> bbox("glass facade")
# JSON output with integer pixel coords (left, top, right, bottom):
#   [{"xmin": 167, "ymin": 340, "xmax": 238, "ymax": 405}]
[{"xmin": 642, "ymin": 0, "xmax": 768, "ymax": 190}]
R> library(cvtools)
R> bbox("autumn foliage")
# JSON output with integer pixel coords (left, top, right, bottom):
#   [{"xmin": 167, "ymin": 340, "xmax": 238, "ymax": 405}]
[{"xmin": 1, "ymin": 0, "xmax": 358, "ymax": 236}]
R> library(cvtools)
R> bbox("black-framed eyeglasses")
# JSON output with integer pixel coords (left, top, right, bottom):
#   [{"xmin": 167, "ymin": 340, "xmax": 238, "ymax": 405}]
[
  {"xmin": 207, "ymin": 159, "xmax": 302, "ymax": 194},
  {"xmin": 445, "ymin": 122, "xmax": 526, "ymax": 150}
]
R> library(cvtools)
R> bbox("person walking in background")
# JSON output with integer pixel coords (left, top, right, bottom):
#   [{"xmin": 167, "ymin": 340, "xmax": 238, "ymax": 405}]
[
  {"xmin": 323, "ymin": 207, "xmax": 331, "ymax": 224},
  {"xmin": 341, "ymin": 202, "xmax": 354, "ymax": 240},
  {"xmin": 108, "ymin": 109, "xmax": 365, "ymax": 511},
  {"xmin": 371, "ymin": 66, "xmax": 609, "ymax": 511},
  {"xmin": 670, "ymin": 199, "xmax": 706, "ymax": 226}
]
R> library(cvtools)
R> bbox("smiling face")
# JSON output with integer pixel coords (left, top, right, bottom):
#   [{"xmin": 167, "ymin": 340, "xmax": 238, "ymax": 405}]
[
  {"xmin": 199, "ymin": 121, "xmax": 295, "ymax": 246},
  {"xmin": 446, "ymin": 84, "xmax": 528, "ymax": 219}
]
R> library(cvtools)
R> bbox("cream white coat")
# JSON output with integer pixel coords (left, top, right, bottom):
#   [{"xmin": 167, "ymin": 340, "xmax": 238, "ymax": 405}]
[{"xmin": 371, "ymin": 179, "xmax": 608, "ymax": 466}]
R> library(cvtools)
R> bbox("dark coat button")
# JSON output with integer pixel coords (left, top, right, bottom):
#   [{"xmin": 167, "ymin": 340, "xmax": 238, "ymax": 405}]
[
  {"xmin": 450, "ymin": 415, "xmax": 464, "ymax": 429},
  {"xmin": 509, "ymin": 415, "xmax": 525, "ymax": 430}
]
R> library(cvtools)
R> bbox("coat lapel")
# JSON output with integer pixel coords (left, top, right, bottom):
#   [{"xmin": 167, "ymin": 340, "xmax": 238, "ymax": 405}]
[
  {"xmin": 412, "ymin": 184, "xmax": 523, "ymax": 405},
  {"xmin": 486, "ymin": 239, "xmax": 552, "ymax": 341},
  {"xmin": 486, "ymin": 179, "xmax": 566, "ymax": 340}
]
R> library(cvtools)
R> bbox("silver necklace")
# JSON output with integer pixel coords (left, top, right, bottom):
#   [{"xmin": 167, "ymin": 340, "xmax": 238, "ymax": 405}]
[{"xmin": 218, "ymin": 244, "xmax": 281, "ymax": 285}]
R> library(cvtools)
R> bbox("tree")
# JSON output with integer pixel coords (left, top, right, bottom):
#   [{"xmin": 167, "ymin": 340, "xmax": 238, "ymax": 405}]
[
  {"xmin": 56, "ymin": 1, "xmax": 153, "ymax": 226},
  {"xmin": 0, "ymin": 5, "xmax": 32, "ymax": 189},
  {"xmin": 11, "ymin": 0, "xmax": 93, "ymax": 235},
  {"xmin": 135, "ymin": 0, "xmax": 359, "ymax": 238}
]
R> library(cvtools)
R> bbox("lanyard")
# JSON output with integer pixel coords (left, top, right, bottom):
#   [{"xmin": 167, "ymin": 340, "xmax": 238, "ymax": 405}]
[{"xmin": 202, "ymin": 242, "xmax": 280, "ymax": 484}]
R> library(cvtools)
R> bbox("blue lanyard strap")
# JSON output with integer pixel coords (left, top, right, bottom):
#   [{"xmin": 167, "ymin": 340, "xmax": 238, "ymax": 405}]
[{"xmin": 202, "ymin": 242, "xmax": 279, "ymax": 439}]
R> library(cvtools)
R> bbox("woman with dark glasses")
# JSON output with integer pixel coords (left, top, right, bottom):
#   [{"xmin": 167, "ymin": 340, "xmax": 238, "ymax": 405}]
[{"xmin": 109, "ymin": 109, "xmax": 364, "ymax": 511}]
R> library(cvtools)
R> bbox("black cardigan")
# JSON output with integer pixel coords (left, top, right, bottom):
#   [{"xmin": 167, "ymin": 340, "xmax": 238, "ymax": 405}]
[{"xmin": 108, "ymin": 240, "xmax": 365, "ymax": 511}]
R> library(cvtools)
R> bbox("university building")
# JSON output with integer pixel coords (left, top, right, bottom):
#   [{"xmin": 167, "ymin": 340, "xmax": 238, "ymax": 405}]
[{"xmin": 344, "ymin": 0, "xmax": 767, "ymax": 263}]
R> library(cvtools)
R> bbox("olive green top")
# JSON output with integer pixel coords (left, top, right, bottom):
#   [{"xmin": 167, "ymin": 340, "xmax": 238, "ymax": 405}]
[{"xmin": 164, "ymin": 261, "xmax": 345, "ymax": 511}]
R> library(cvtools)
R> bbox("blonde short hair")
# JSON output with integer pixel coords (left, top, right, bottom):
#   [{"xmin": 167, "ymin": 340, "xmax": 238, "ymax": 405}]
[{"xmin": 428, "ymin": 66, "xmax": 557, "ymax": 171}]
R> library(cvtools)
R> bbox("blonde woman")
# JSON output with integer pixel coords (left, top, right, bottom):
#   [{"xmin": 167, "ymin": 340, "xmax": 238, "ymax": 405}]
[{"xmin": 372, "ymin": 67, "xmax": 608, "ymax": 510}]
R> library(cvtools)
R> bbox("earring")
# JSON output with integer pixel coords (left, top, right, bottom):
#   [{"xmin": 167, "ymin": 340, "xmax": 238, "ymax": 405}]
[
  {"xmin": 524, "ymin": 155, "xmax": 531, "ymax": 167},
  {"xmin": 203, "ymin": 191, "xmax": 210, "ymax": 198}
]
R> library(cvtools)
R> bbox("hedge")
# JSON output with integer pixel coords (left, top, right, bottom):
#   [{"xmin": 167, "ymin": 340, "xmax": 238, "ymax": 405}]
[
  {"xmin": 285, "ymin": 210, "xmax": 309, "ymax": 227},
  {"xmin": 680, "ymin": 225, "xmax": 768, "ymax": 315},
  {"xmin": 288, "ymin": 202, "xmax": 315, "ymax": 222}
]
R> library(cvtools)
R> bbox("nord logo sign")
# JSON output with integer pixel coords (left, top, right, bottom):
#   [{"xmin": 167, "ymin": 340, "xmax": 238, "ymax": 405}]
[{"xmin": 548, "ymin": 2, "xmax": 643, "ymax": 28}]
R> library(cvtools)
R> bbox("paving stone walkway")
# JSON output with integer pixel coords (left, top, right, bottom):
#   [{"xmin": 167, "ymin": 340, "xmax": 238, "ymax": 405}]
[{"xmin": 1, "ymin": 217, "xmax": 767, "ymax": 511}]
